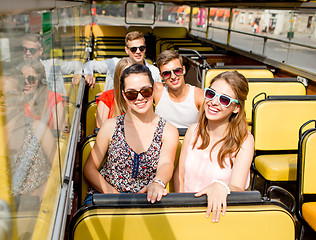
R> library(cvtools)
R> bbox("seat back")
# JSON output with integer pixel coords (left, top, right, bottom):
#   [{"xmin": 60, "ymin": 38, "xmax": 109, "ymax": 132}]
[
  {"xmin": 205, "ymin": 66, "xmax": 274, "ymax": 89},
  {"xmin": 70, "ymin": 192, "xmax": 295, "ymax": 240},
  {"xmin": 127, "ymin": 26, "xmax": 153, "ymax": 35},
  {"xmin": 92, "ymin": 24, "xmax": 127, "ymax": 38},
  {"xmin": 153, "ymin": 26, "xmax": 187, "ymax": 39},
  {"xmin": 83, "ymin": 100, "xmax": 97, "ymax": 138},
  {"xmin": 296, "ymin": 121, "xmax": 316, "ymax": 231},
  {"xmin": 252, "ymin": 96, "xmax": 316, "ymax": 151},
  {"xmin": 64, "ymin": 79, "xmax": 79, "ymax": 104},
  {"xmin": 298, "ymin": 123, "xmax": 316, "ymax": 195},
  {"xmin": 87, "ymin": 76, "xmax": 105, "ymax": 102},
  {"xmin": 79, "ymin": 134, "xmax": 97, "ymax": 205},
  {"xmin": 153, "ymin": 26, "xmax": 187, "ymax": 56},
  {"xmin": 246, "ymin": 78, "xmax": 306, "ymax": 123}
]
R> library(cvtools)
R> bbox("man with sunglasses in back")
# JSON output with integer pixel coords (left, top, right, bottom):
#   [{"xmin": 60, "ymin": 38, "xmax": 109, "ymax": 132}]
[
  {"xmin": 154, "ymin": 50, "xmax": 204, "ymax": 128},
  {"xmin": 22, "ymin": 33, "xmax": 83, "ymax": 96},
  {"xmin": 83, "ymin": 31, "xmax": 161, "ymax": 91}
]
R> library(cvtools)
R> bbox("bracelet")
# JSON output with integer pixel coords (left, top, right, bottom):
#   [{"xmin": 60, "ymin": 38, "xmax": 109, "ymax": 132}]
[
  {"xmin": 153, "ymin": 178, "xmax": 166, "ymax": 189},
  {"xmin": 212, "ymin": 180, "xmax": 231, "ymax": 194}
]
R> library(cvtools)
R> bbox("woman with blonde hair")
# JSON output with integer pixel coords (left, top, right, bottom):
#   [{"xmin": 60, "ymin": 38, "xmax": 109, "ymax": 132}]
[
  {"xmin": 96, "ymin": 57, "xmax": 135, "ymax": 128},
  {"xmin": 174, "ymin": 70, "xmax": 254, "ymax": 223}
]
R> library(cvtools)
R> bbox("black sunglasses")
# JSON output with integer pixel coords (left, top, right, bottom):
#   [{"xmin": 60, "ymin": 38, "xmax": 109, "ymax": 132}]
[
  {"xmin": 127, "ymin": 45, "xmax": 146, "ymax": 53},
  {"xmin": 23, "ymin": 47, "xmax": 39, "ymax": 55},
  {"xmin": 25, "ymin": 75, "xmax": 37, "ymax": 85},
  {"xmin": 161, "ymin": 67, "xmax": 183, "ymax": 80},
  {"xmin": 124, "ymin": 87, "xmax": 153, "ymax": 101}
]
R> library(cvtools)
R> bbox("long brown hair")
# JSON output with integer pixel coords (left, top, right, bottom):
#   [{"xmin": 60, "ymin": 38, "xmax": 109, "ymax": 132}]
[
  {"xmin": 113, "ymin": 57, "xmax": 135, "ymax": 117},
  {"xmin": 193, "ymin": 71, "xmax": 249, "ymax": 168},
  {"xmin": 17, "ymin": 59, "xmax": 48, "ymax": 118}
]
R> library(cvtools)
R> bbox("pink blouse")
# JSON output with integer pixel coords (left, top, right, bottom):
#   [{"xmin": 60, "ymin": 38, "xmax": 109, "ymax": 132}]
[{"xmin": 183, "ymin": 130, "xmax": 250, "ymax": 192}]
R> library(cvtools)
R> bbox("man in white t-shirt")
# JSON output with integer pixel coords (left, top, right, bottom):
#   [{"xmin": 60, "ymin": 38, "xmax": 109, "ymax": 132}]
[
  {"xmin": 154, "ymin": 50, "xmax": 204, "ymax": 128},
  {"xmin": 83, "ymin": 31, "xmax": 161, "ymax": 91}
]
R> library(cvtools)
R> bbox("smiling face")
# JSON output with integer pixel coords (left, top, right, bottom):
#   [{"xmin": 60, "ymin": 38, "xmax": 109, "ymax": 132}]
[
  {"xmin": 21, "ymin": 66, "xmax": 39, "ymax": 95},
  {"xmin": 204, "ymin": 78, "xmax": 240, "ymax": 124},
  {"xmin": 122, "ymin": 73, "xmax": 154, "ymax": 115},
  {"xmin": 159, "ymin": 58, "xmax": 186, "ymax": 91},
  {"xmin": 125, "ymin": 38, "xmax": 146, "ymax": 64}
]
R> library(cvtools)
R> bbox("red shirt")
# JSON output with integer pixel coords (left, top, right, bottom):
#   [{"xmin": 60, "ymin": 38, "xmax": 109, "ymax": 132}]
[{"xmin": 96, "ymin": 89, "xmax": 115, "ymax": 119}]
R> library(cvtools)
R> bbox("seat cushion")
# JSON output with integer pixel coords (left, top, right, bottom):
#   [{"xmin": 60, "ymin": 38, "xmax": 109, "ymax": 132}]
[
  {"xmin": 302, "ymin": 202, "xmax": 316, "ymax": 231},
  {"xmin": 254, "ymin": 154, "xmax": 297, "ymax": 181}
]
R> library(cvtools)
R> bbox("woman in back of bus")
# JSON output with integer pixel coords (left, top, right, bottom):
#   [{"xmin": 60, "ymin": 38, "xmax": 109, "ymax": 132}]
[
  {"xmin": 174, "ymin": 71, "xmax": 254, "ymax": 222},
  {"xmin": 95, "ymin": 57, "xmax": 135, "ymax": 128},
  {"xmin": 84, "ymin": 64, "xmax": 178, "ymax": 205}
]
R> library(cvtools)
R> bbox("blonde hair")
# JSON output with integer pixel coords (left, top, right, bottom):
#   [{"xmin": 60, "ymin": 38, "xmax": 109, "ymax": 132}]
[
  {"xmin": 113, "ymin": 57, "xmax": 136, "ymax": 117},
  {"xmin": 193, "ymin": 71, "xmax": 249, "ymax": 168}
]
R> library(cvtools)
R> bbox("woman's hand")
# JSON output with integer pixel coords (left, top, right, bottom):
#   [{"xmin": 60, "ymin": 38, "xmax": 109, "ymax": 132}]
[
  {"xmin": 139, "ymin": 182, "xmax": 168, "ymax": 203},
  {"xmin": 195, "ymin": 182, "xmax": 230, "ymax": 223}
]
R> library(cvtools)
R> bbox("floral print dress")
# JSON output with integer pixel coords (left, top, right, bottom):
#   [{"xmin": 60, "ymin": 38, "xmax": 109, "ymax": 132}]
[{"xmin": 87, "ymin": 114, "xmax": 166, "ymax": 195}]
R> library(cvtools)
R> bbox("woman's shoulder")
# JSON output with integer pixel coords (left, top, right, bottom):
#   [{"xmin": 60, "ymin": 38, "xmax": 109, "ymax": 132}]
[
  {"xmin": 98, "ymin": 117, "xmax": 118, "ymax": 137},
  {"xmin": 185, "ymin": 123, "xmax": 198, "ymax": 137},
  {"xmin": 244, "ymin": 132, "xmax": 254, "ymax": 145},
  {"xmin": 162, "ymin": 120, "xmax": 179, "ymax": 139},
  {"xmin": 239, "ymin": 132, "xmax": 254, "ymax": 153}
]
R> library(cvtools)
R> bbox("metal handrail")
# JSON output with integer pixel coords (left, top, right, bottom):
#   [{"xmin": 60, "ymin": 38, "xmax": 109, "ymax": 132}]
[{"xmin": 208, "ymin": 25, "xmax": 316, "ymax": 51}]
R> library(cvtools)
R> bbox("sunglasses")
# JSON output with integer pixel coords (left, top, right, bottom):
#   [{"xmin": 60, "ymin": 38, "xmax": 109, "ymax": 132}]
[
  {"xmin": 204, "ymin": 88, "xmax": 239, "ymax": 107},
  {"xmin": 23, "ymin": 47, "xmax": 39, "ymax": 55},
  {"xmin": 127, "ymin": 45, "xmax": 146, "ymax": 53},
  {"xmin": 25, "ymin": 75, "xmax": 37, "ymax": 85},
  {"xmin": 161, "ymin": 67, "xmax": 183, "ymax": 80},
  {"xmin": 124, "ymin": 87, "xmax": 153, "ymax": 101}
]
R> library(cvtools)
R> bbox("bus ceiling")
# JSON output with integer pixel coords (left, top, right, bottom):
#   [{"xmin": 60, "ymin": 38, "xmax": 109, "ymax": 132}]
[
  {"xmin": 94, "ymin": 0, "xmax": 316, "ymax": 10},
  {"xmin": 1, "ymin": 0, "xmax": 316, "ymax": 12}
]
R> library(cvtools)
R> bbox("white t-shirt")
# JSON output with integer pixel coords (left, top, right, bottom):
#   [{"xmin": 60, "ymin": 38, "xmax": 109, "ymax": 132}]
[{"xmin": 83, "ymin": 58, "xmax": 161, "ymax": 91}]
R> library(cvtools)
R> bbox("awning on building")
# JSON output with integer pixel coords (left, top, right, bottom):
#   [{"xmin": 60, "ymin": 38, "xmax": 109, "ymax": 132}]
[
  {"xmin": 216, "ymin": 9, "xmax": 225, "ymax": 17},
  {"xmin": 209, "ymin": 8, "xmax": 217, "ymax": 17},
  {"xmin": 177, "ymin": 6, "xmax": 186, "ymax": 13},
  {"xmin": 225, "ymin": 10, "xmax": 230, "ymax": 18}
]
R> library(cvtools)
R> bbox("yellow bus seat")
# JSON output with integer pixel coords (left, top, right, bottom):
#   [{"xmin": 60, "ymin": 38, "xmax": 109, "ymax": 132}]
[
  {"xmin": 251, "ymin": 96, "xmax": 316, "ymax": 193},
  {"xmin": 64, "ymin": 79, "xmax": 79, "ymax": 104},
  {"xmin": 302, "ymin": 203, "xmax": 316, "ymax": 231},
  {"xmin": 205, "ymin": 66, "xmax": 274, "ymax": 89},
  {"xmin": 153, "ymin": 26, "xmax": 188, "ymax": 56},
  {"xmin": 64, "ymin": 102, "xmax": 76, "ymax": 135},
  {"xmin": 80, "ymin": 24, "xmax": 92, "ymax": 41},
  {"xmin": 128, "ymin": 26, "xmax": 153, "ymax": 35},
  {"xmin": 87, "ymin": 75, "xmax": 105, "ymax": 103},
  {"xmin": 158, "ymin": 39, "xmax": 194, "ymax": 53},
  {"xmin": 70, "ymin": 192, "xmax": 295, "ymax": 240},
  {"xmin": 92, "ymin": 24, "xmax": 127, "ymax": 38},
  {"xmin": 83, "ymin": 100, "xmax": 97, "ymax": 138},
  {"xmin": 153, "ymin": 26, "xmax": 187, "ymax": 39},
  {"xmin": 297, "ymin": 122, "xmax": 316, "ymax": 234},
  {"xmin": 79, "ymin": 134, "xmax": 97, "ymax": 205},
  {"xmin": 246, "ymin": 78, "xmax": 306, "ymax": 123},
  {"xmin": 93, "ymin": 50, "xmax": 128, "ymax": 60},
  {"xmin": 165, "ymin": 129, "xmax": 186, "ymax": 192}
]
